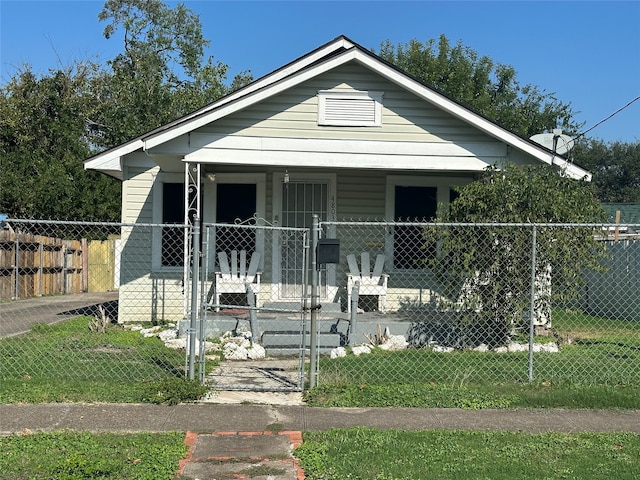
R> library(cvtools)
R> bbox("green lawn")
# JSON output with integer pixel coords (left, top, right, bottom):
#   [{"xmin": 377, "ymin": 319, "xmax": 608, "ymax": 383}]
[
  {"xmin": 0, "ymin": 317, "xmax": 207, "ymax": 404},
  {"xmin": 0, "ymin": 431, "xmax": 187, "ymax": 480},
  {"xmin": 2, "ymin": 308, "xmax": 639, "ymax": 408},
  {"xmin": 307, "ymin": 309, "xmax": 640, "ymax": 409},
  {"xmin": 296, "ymin": 428, "xmax": 640, "ymax": 480},
  {"xmin": 2, "ymin": 428, "xmax": 638, "ymax": 480}
]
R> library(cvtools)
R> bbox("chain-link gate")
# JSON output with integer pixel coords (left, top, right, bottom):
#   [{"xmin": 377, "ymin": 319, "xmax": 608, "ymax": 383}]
[{"xmin": 194, "ymin": 221, "xmax": 311, "ymax": 392}]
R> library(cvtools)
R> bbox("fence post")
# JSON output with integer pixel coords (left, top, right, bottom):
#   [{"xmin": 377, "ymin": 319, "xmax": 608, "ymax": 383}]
[
  {"xmin": 13, "ymin": 235, "xmax": 19, "ymax": 300},
  {"xmin": 198, "ymin": 225, "xmax": 210, "ymax": 384},
  {"xmin": 528, "ymin": 224, "xmax": 537, "ymax": 382},
  {"xmin": 309, "ymin": 214, "xmax": 320, "ymax": 389},
  {"xmin": 188, "ymin": 221, "xmax": 200, "ymax": 381},
  {"xmin": 348, "ymin": 281, "xmax": 360, "ymax": 346}
]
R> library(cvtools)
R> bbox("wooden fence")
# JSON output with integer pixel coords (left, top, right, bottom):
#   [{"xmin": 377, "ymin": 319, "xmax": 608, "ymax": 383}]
[{"xmin": 0, "ymin": 231, "xmax": 87, "ymax": 300}]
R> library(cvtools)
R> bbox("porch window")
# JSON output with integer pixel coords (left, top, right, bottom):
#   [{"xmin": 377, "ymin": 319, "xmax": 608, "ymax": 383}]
[
  {"xmin": 386, "ymin": 176, "xmax": 470, "ymax": 270},
  {"xmin": 214, "ymin": 183, "xmax": 257, "ymax": 255},
  {"xmin": 154, "ymin": 179, "xmax": 198, "ymax": 269},
  {"xmin": 201, "ymin": 173, "xmax": 267, "ymax": 274},
  {"xmin": 393, "ymin": 186, "xmax": 438, "ymax": 269},
  {"xmin": 161, "ymin": 182, "xmax": 187, "ymax": 267}
]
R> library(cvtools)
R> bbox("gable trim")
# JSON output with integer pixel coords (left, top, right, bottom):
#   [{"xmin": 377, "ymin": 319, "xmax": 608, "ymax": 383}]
[
  {"xmin": 146, "ymin": 47, "xmax": 590, "ymax": 180},
  {"xmin": 85, "ymin": 36, "xmax": 590, "ymax": 181},
  {"xmin": 348, "ymin": 50, "xmax": 590, "ymax": 180},
  {"xmin": 142, "ymin": 49, "xmax": 362, "ymax": 150},
  {"xmin": 84, "ymin": 36, "xmax": 356, "ymax": 175}
]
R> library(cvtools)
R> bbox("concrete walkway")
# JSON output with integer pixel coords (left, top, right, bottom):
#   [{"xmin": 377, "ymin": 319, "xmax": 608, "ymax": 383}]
[{"xmin": 1, "ymin": 403, "xmax": 639, "ymax": 479}]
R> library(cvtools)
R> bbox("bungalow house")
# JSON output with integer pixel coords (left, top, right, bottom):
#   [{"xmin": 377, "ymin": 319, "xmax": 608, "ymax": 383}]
[{"xmin": 84, "ymin": 35, "xmax": 590, "ymax": 323}]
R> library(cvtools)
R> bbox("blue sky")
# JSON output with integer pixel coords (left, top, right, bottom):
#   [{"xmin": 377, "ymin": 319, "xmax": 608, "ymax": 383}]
[{"xmin": 1, "ymin": 0, "xmax": 639, "ymax": 143}]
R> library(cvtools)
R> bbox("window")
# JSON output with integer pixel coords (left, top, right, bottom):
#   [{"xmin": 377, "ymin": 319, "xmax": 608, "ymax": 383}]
[
  {"xmin": 201, "ymin": 173, "xmax": 267, "ymax": 273},
  {"xmin": 386, "ymin": 176, "xmax": 470, "ymax": 270},
  {"xmin": 161, "ymin": 183, "xmax": 185, "ymax": 267},
  {"xmin": 214, "ymin": 183, "xmax": 257, "ymax": 255},
  {"xmin": 152, "ymin": 175, "xmax": 199, "ymax": 270},
  {"xmin": 393, "ymin": 186, "xmax": 438, "ymax": 269},
  {"xmin": 318, "ymin": 90, "xmax": 383, "ymax": 127}
]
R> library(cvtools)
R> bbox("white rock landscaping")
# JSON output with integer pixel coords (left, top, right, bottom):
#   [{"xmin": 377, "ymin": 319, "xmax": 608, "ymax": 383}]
[
  {"xmin": 330, "ymin": 346, "xmax": 347, "ymax": 359},
  {"xmin": 124, "ymin": 322, "xmax": 265, "ymax": 360},
  {"xmin": 126, "ymin": 323, "xmax": 559, "ymax": 361},
  {"xmin": 329, "ymin": 332, "xmax": 559, "ymax": 359},
  {"xmin": 378, "ymin": 334, "xmax": 408, "ymax": 351}
]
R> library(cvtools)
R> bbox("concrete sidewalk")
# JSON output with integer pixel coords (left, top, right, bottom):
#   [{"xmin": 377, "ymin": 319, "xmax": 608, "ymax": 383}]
[
  {"xmin": 1, "ymin": 404, "xmax": 639, "ymax": 479},
  {"xmin": 2, "ymin": 403, "xmax": 639, "ymax": 435}
]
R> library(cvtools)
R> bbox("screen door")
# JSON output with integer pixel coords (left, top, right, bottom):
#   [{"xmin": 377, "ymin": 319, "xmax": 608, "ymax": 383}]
[{"xmin": 280, "ymin": 181, "xmax": 328, "ymax": 298}]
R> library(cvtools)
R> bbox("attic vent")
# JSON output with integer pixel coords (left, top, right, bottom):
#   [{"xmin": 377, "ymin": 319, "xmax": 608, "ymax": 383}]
[{"xmin": 318, "ymin": 90, "xmax": 383, "ymax": 126}]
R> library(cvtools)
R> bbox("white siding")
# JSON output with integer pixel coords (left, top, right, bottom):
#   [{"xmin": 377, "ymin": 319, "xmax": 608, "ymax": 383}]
[
  {"xmin": 122, "ymin": 156, "xmax": 159, "ymax": 224},
  {"xmin": 337, "ymin": 171, "xmax": 387, "ymax": 219},
  {"xmin": 116, "ymin": 63, "xmax": 517, "ymax": 319},
  {"xmin": 195, "ymin": 63, "xmax": 493, "ymax": 144},
  {"xmin": 119, "ymin": 159, "xmax": 185, "ymax": 322}
]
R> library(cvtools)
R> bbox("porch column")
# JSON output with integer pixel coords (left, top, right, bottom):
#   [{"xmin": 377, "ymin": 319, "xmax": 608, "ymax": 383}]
[{"xmin": 184, "ymin": 162, "xmax": 201, "ymax": 316}]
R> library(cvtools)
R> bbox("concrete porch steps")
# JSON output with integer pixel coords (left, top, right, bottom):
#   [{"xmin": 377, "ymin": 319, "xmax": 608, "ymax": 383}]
[
  {"xmin": 260, "ymin": 301, "xmax": 343, "ymax": 313},
  {"xmin": 261, "ymin": 329, "xmax": 347, "ymax": 356},
  {"xmin": 259, "ymin": 301, "xmax": 347, "ymax": 355}
]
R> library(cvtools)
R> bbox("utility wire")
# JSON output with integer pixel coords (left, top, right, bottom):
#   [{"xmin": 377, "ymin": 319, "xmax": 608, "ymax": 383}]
[{"xmin": 574, "ymin": 95, "xmax": 640, "ymax": 141}]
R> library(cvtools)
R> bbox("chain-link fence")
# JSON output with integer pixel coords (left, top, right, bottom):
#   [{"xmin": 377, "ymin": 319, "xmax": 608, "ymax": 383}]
[
  {"xmin": 0, "ymin": 218, "xmax": 314, "ymax": 392},
  {"xmin": 0, "ymin": 219, "xmax": 190, "ymax": 384},
  {"xmin": 319, "ymin": 221, "xmax": 640, "ymax": 386},
  {"xmin": 2, "ymin": 218, "xmax": 639, "ymax": 391}
]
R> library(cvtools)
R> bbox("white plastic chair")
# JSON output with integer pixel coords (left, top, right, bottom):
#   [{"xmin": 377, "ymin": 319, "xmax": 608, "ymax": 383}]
[
  {"xmin": 214, "ymin": 250, "xmax": 261, "ymax": 310},
  {"xmin": 346, "ymin": 253, "xmax": 388, "ymax": 313}
]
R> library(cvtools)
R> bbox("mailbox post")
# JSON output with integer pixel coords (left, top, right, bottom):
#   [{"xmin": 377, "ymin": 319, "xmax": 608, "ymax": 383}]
[{"xmin": 309, "ymin": 218, "xmax": 340, "ymax": 389}]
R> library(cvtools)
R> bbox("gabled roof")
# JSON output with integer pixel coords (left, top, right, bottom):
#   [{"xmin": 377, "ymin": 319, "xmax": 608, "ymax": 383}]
[{"xmin": 84, "ymin": 35, "xmax": 590, "ymax": 180}]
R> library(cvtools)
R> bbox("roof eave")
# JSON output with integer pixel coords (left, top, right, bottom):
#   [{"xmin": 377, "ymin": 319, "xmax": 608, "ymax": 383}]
[
  {"xmin": 346, "ymin": 51, "xmax": 592, "ymax": 180},
  {"xmin": 84, "ymin": 36, "xmax": 592, "ymax": 182},
  {"xmin": 83, "ymin": 36, "xmax": 356, "ymax": 174}
]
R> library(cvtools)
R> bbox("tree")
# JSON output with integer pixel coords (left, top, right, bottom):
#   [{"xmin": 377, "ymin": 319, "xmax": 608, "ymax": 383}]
[
  {"xmin": 0, "ymin": 64, "xmax": 121, "ymax": 221},
  {"xmin": 427, "ymin": 164, "xmax": 606, "ymax": 347},
  {"xmin": 572, "ymin": 139, "xmax": 640, "ymax": 203},
  {"xmin": 1, "ymin": 0, "xmax": 252, "ymax": 220},
  {"xmin": 378, "ymin": 36, "xmax": 581, "ymax": 138},
  {"xmin": 94, "ymin": 0, "xmax": 252, "ymax": 148}
]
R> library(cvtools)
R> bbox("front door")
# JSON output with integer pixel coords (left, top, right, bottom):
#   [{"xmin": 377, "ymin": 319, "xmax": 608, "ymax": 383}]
[
  {"xmin": 281, "ymin": 181, "xmax": 327, "ymax": 298},
  {"xmin": 277, "ymin": 177, "xmax": 336, "ymax": 301},
  {"xmin": 215, "ymin": 183, "xmax": 257, "ymax": 254}
]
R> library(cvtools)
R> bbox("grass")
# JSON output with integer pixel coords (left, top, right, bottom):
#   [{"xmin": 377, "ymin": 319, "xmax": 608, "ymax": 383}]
[
  {"xmin": 0, "ymin": 431, "xmax": 187, "ymax": 480},
  {"xmin": 2, "ymin": 308, "xmax": 639, "ymax": 409},
  {"xmin": 295, "ymin": 428, "xmax": 640, "ymax": 480},
  {"xmin": 306, "ymin": 308, "xmax": 640, "ymax": 409},
  {"xmin": 3, "ymin": 429, "xmax": 638, "ymax": 480},
  {"xmin": 304, "ymin": 381, "xmax": 640, "ymax": 409},
  {"xmin": 1, "ymin": 310, "xmax": 638, "ymax": 478},
  {"xmin": 553, "ymin": 308, "xmax": 640, "ymax": 344},
  {"xmin": 0, "ymin": 316, "xmax": 208, "ymax": 404}
]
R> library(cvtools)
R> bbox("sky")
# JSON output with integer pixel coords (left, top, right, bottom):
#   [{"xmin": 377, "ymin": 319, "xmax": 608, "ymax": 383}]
[{"xmin": 1, "ymin": 0, "xmax": 639, "ymax": 143}]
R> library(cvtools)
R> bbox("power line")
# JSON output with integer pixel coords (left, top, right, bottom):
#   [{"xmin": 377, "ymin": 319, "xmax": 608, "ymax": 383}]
[{"xmin": 575, "ymin": 96, "xmax": 640, "ymax": 141}]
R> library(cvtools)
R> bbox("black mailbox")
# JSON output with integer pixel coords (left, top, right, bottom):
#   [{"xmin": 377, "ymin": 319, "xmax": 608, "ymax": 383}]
[{"xmin": 317, "ymin": 238, "xmax": 340, "ymax": 265}]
